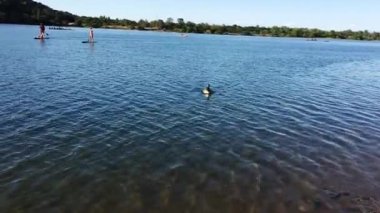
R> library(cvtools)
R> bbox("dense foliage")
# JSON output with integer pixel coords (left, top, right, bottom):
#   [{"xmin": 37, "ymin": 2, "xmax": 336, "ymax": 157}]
[
  {"xmin": 108, "ymin": 18, "xmax": 380, "ymax": 41},
  {"xmin": 1, "ymin": 0, "xmax": 380, "ymax": 40},
  {"xmin": 0, "ymin": 0, "xmax": 75, "ymax": 25}
]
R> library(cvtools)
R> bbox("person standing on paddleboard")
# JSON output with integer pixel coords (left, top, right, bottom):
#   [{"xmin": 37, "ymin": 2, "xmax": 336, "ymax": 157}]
[
  {"xmin": 39, "ymin": 23, "xmax": 45, "ymax": 39},
  {"xmin": 89, "ymin": 27, "xmax": 94, "ymax": 42}
]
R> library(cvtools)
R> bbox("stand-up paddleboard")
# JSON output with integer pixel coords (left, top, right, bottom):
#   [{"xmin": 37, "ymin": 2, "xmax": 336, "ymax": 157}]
[
  {"xmin": 34, "ymin": 37, "xmax": 49, "ymax": 39},
  {"xmin": 82, "ymin": 41, "xmax": 96, "ymax": 43}
]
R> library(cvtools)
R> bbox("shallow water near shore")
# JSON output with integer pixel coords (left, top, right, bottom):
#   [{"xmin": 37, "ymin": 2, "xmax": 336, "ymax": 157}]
[{"xmin": 1, "ymin": 24, "xmax": 380, "ymax": 212}]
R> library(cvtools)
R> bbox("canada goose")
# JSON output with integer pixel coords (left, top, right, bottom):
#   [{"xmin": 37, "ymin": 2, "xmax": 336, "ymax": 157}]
[{"xmin": 202, "ymin": 84, "xmax": 214, "ymax": 95}]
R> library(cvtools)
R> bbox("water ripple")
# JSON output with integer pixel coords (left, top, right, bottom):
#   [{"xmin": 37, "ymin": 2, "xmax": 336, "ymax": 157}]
[{"xmin": 1, "ymin": 26, "xmax": 380, "ymax": 212}]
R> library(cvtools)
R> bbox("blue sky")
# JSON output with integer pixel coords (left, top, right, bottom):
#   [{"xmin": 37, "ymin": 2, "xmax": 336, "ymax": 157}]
[{"xmin": 37, "ymin": 0, "xmax": 379, "ymax": 31}]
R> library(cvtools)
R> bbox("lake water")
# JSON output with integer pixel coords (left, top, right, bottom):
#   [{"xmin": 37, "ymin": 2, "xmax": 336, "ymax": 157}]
[{"xmin": 1, "ymin": 24, "xmax": 380, "ymax": 212}]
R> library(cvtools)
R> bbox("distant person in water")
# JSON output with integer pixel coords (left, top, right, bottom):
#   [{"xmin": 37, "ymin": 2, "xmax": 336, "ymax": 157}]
[
  {"xmin": 39, "ymin": 23, "xmax": 45, "ymax": 38},
  {"xmin": 89, "ymin": 27, "xmax": 94, "ymax": 42}
]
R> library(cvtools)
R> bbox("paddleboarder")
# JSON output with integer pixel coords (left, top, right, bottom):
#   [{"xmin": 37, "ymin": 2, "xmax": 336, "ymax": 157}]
[
  {"xmin": 89, "ymin": 27, "xmax": 94, "ymax": 42},
  {"xmin": 39, "ymin": 23, "xmax": 45, "ymax": 39}
]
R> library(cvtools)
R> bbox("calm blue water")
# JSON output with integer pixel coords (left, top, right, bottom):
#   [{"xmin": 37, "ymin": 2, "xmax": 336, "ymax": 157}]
[{"xmin": 1, "ymin": 24, "xmax": 380, "ymax": 212}]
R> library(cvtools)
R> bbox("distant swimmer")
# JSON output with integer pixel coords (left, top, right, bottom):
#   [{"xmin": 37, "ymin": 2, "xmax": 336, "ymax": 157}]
[
  {"xmin": 202, "ymin": 84, "xmax": 214, "ymax": 95},
  {"xmin": 89, "ymin": 27, "xmax": 94, "ymax": 42},
  {"xmin": 39, "ymin": 23, "xmax": 45, "ymax": 39}
]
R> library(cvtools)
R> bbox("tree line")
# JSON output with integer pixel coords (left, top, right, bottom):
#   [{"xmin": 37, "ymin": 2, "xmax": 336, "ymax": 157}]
[
  {"xmin": 90, "ymin": 17, "xmax": 380, "ymax": 41},
  {"xmin": 0, "ymin": 0, "xmax": 75, "ymax": 25},
  {"xmin": 1, "ymin": 0, "xmax": 380, "ymax": 41}
]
